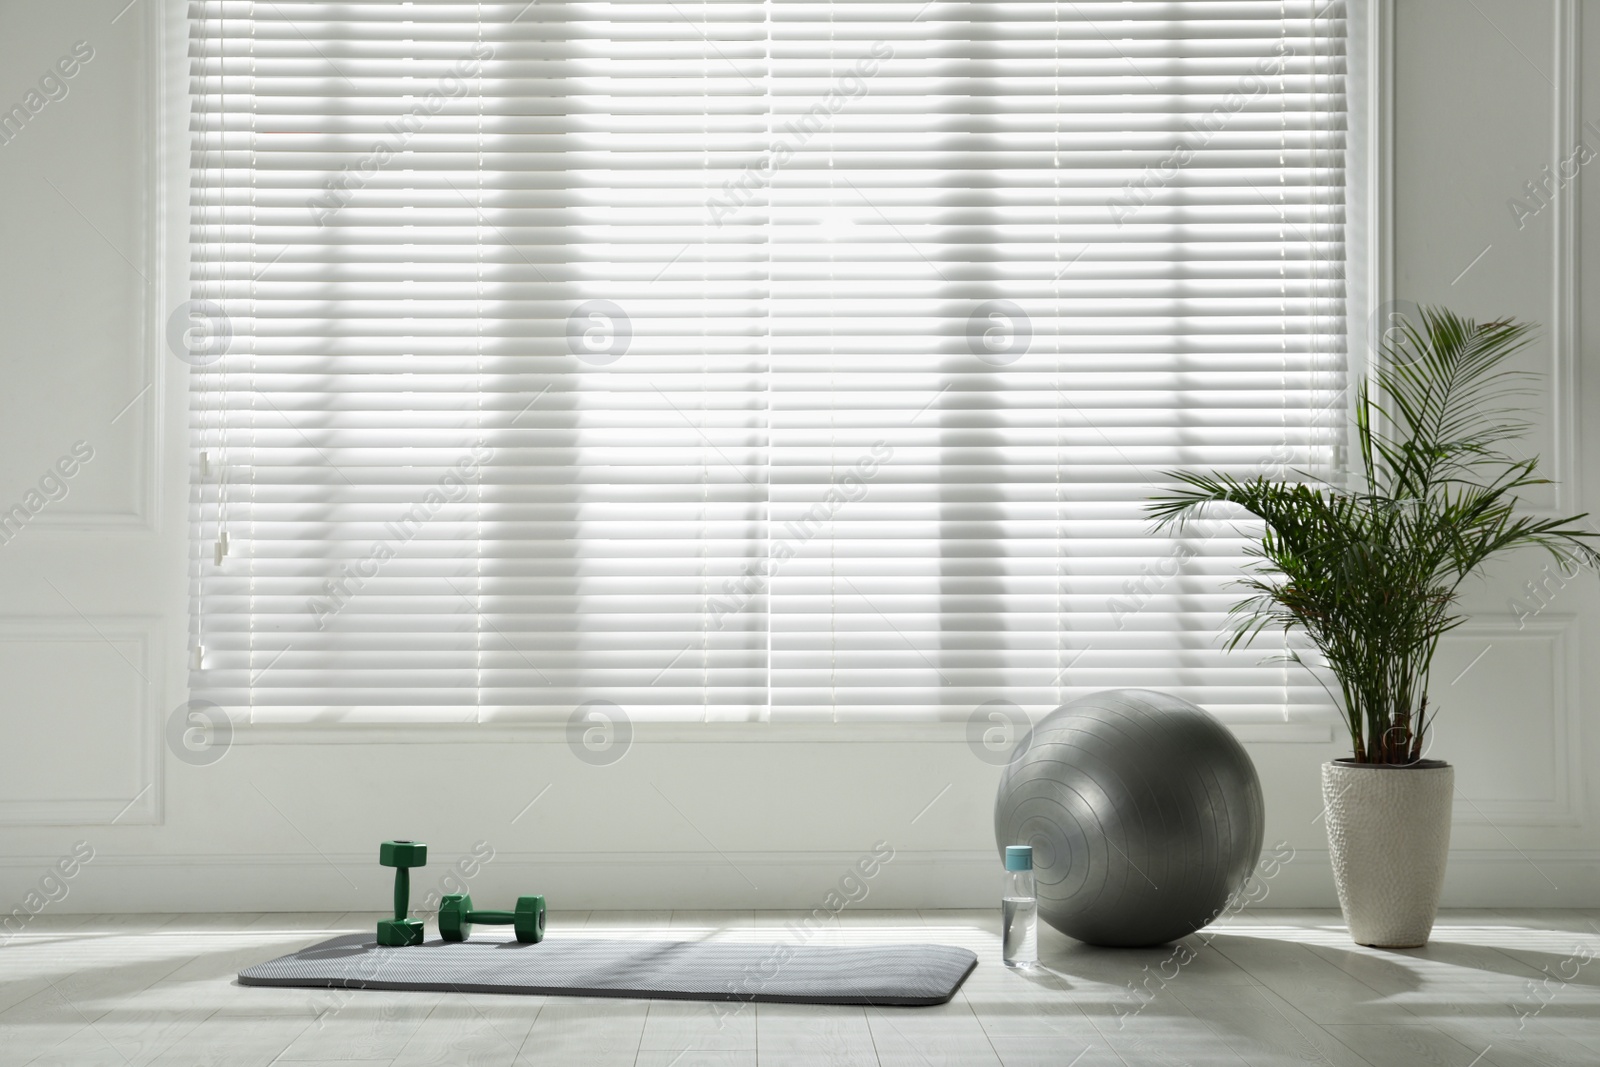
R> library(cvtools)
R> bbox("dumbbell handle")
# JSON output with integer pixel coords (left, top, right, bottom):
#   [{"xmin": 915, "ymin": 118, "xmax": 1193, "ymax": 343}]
[
  {"xmin": 464, "ymin": 909, "xmax": 517, "ymax": 924},
  {"xmin": 394, "ymin": 867, "xmax": 409, "ymax": 922}
]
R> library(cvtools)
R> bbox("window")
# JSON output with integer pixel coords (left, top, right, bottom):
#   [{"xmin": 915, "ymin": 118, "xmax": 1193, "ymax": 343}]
[{"xmin": 187, "ymin": 0, "xmax": 1349, "ymax": 725}]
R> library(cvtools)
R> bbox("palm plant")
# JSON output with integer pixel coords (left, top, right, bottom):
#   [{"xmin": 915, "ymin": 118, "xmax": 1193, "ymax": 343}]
[{"xmin": 1147, "ymin": 307, "xmax": 1599, "ymax": 764}]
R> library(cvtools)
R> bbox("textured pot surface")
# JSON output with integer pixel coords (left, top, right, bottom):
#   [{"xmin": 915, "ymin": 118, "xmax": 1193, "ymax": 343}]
[{"xmin": 1321, "ymin": 760, "xmax": 1453, "ymax": 948}]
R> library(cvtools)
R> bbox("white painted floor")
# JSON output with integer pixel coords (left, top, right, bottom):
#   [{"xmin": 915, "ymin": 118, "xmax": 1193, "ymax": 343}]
[{"xmin": 0, "ymin": 909, "xmax": 1595, "ymax": 1065}]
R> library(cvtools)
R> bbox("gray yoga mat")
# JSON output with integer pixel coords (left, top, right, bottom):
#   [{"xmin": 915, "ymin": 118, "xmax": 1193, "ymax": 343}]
[{"xmin": 239, "ymin": 933, "xmax": 978, "ymax": 1006}]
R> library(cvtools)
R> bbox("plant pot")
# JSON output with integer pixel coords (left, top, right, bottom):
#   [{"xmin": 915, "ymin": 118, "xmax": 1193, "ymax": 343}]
[{"xmin": 1321, "ymin": 759, "xmax": 1453, "ymax": 948}]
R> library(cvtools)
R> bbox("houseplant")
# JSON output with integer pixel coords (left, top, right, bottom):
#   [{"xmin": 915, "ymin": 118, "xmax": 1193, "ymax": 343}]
[{"xmin": 1145, "ymin": 306, "xmax": 1598, "ymax": 947}]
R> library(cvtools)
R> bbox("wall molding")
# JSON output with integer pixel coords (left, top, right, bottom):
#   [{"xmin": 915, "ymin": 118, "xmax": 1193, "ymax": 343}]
[
  {"xmin": 34, "ymin": 0, "xmax": 163, "ymax": 532},
  {"xmin": 1375, "ymin": 0, "xmax": 1395, "ymax": 324},
  {"xmin": 0, "ymin": 616, "xmax": 162, "ymax": 826},
  {"xmin": 1549, "ymin": 0, "xmax": 1582, "ymax": 517},
  {"xmin": 1436, "ymin": 615, "xmax": 1584, "ymax": 828},
  {"xmin": 1338, "ymin": 0, "xmax": 1393, "ymax": 483}
]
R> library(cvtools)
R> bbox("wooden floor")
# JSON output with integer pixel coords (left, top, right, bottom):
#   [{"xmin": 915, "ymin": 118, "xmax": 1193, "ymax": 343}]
[{"xmin": 1, "ymin": 909, "xmax": 1596, "ymax": 1065}]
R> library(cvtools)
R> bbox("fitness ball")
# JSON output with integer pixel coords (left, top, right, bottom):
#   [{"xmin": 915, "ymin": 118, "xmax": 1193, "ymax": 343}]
[{"xmin": 994, "ymin": 688, "xmax": 1264, "ymax": 947}]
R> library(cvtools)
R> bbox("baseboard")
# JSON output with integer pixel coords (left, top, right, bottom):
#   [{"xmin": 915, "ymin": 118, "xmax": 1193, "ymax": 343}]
[
  {"xmin": 2, "ymin": 848, "xmax": 1597, "ymax": 914},
  {"xmin": 0, "ymin": 850, "xmax": 998, "ymax": 915},
  {"xmin": 1267, "ymin": 848, "xmax": 1600, "ymax": 909}
]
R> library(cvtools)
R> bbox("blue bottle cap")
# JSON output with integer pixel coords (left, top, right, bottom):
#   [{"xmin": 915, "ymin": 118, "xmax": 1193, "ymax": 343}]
[{"xmin": 1005, "ymin": 845, "xmax": 1033, "ymax": 871}]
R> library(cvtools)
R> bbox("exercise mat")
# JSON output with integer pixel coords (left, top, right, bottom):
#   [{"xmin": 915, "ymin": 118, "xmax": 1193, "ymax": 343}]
[{"xmin": 239, "ymin": 933, "xmax": 978, "ymax": 1006}]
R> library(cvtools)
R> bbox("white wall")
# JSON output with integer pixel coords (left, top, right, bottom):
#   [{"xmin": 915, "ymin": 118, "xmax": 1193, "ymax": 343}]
[{"xmin": 0, "ymin": 0, "xmax": 1595, "ymax": 915}]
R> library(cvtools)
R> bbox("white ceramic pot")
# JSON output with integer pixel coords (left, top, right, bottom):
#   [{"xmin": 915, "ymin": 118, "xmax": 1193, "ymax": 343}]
[{"xmin": 1321, "ymin": 760, "xmax": 1453, "ymax": 948}]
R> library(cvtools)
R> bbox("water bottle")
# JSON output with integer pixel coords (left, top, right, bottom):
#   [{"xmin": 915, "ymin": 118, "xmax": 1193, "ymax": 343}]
[{"xmin": 1002, "ymin": 844, "xmax": 1038, "ymax": 969}]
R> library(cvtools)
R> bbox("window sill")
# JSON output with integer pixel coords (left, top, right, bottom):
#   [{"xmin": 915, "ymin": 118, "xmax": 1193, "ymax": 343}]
[{"xmin": 224, "ymin": 720, "xmax": 1334, "ymax": 746}]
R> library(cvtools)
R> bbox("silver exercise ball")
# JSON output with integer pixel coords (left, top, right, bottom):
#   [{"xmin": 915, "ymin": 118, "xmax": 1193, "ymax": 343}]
[{"xmin": 994, "ymin": 689, "xmax": 1264, "ymax": 947}]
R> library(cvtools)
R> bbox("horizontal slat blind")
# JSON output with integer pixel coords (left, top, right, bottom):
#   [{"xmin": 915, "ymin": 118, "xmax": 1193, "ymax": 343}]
[{"xmin": 188, "ymin": 0, "xmax": 1348, "ymax": 724}]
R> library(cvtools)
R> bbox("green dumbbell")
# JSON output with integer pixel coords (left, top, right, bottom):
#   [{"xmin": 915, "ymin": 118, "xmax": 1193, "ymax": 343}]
[
  {"xmin": 438, "ymin": 893, "xmax": 546, "ymax": 944},
  {"xmin": 376, "ymin": 840, "xmax": 428, "ymax": 947}
]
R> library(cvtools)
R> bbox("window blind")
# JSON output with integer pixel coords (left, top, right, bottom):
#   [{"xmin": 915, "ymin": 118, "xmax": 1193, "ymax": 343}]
[{"xmin": 187, "ymin": 0, "xmax": 1349, "ymax": 724}]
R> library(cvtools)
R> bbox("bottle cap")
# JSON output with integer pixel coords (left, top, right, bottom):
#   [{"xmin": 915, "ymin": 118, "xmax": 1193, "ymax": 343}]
[{"xmin": 1004, "ymin": 845, "xmax": 1033, "ymax": 871}]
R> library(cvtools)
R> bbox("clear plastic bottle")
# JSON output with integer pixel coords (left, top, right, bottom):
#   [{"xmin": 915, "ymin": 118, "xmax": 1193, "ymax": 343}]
[{"xmin": 1002, "ymin": 844, "xmax": 1038, "ymax": 968}]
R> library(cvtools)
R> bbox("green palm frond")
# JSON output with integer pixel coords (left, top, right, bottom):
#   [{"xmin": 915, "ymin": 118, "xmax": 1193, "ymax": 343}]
[{"xmin": 1147, "ymin": 306, "xmax": 1597, "ymax": 763}]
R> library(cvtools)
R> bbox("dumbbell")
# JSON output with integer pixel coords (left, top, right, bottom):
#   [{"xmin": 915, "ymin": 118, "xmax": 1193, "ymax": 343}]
[
  {"xmin": 376, "ymin": 840, "xmax": 427, "ymax": 947},
  {"xmin": 438, "ymin": 893, "xmax": 546, "ymax": 944}
]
